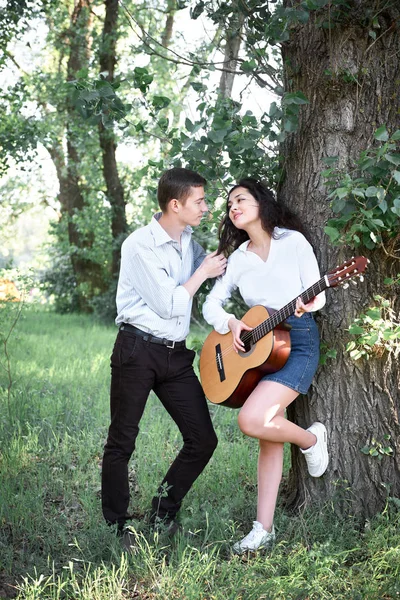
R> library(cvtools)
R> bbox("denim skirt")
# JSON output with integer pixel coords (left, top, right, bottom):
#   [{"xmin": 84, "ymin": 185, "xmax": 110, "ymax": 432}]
[{"xmin": 260, "ymin": 312, "xmax": 320, "ymax": 394}]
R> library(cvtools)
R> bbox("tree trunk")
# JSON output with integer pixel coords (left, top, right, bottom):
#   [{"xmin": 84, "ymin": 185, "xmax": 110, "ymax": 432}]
[
  {"xmin": 64, "ymin": 0, "xmax": 106, "ymax": 310},
  {"xmin": 279, "ymin": 0, "xmax": 400, "ymax": 519},
  {"xmin": 219, "ymin": 11, "xmax": 245, "ymax": 98},
  {"xmin": 98, "ymin": 0, "xmax": 126, "ymax": 279},
  {"xmin": 161, "ymin": 0, "xmax": 176, "ymax": 48}
]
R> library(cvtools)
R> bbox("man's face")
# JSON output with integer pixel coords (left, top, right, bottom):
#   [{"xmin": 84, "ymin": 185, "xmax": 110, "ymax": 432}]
[{"xmin": 177, "ymin": 186, "xmax": 208, "ymax": 226}]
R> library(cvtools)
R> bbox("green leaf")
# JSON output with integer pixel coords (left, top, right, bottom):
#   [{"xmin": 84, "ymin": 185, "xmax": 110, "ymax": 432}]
[
  {"xmin": 350, "ymin": 349, "xmax": 364, "ymax": 360},
  {"xmin": 185, "ymin": 118, "xmax": 194, "ymax": 132},
  {"xmin": 365, "ymin": 333, "xmax": 379, "ymax": 346},
  {"xmin": 360, "ymin": 446, "xmax": 371, "ymax": 455},
  {"xmin": 392, "ymin": 171, "xmax": 400, "ymax": 184},
  {"xmin": 336, "ymin": 187, "xmax": 349, "ymax": 199},
  {"xmin": 324, "ymin": 226, "xmax": 341, "ymax": 242},
  {"xmin": 269, "ymin": 102, "xmax": 279, "ymax": 117},
  {"xmin": 240, "ymin": 59, "xmax": 258, "ymax": 73},
  {"xmin": 391, "ymin": 130, "xmax": 400, "ymax": 140},
  {"xmin": 374, "ymin": 125, "xmax": 389, "ymax": 141},
  {"xmin": 332, "ymin": 197, "xmax": 346, "ymax": 213},
  {"xmin": 371, "ymin": 219, "xmax": 385, "ymax": 227},
  {"xmin": 349, "ymin": 325, "xmax": 365, "ymax": 335},
  {"xmin": 391, "ymin": 198, "xmax": 400, "ymax": 216},
  {"xmin": 384, "ymin": 153, "xmax": 400, "ymax": 165},
  {"xmin": 152, "ymin": 95, "xmax": 171, "ymax": 110},
  {"xmin": 191, "ymin": 82, "xmax": 207, "ymax": 93},
  {"xmin": 365, "ymin": 186, "xmax": 378, "ymax": 197},
  {"xmin": 283, "ymin": 91, "xmax": 309, "ymax": 105},
  {"xmin": 190, "ymin": 1, "xmax": 204, "ymax": 19},
  {"xmin": 283, "ymin": 117, "xmax": 298, "ymax": 132},
  {"xmin": 296, "ymin": 8, "xmax": 310, "ymax": 23},
  {"xmin": 208, "ymin": 129, "xmax": 228, "ymax": 144}
]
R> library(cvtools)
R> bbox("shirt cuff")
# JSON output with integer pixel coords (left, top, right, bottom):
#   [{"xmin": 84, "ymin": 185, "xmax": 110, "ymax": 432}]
[{"xmin": 214, "ymin": 313, "xmax": 236, "ymax": 335}]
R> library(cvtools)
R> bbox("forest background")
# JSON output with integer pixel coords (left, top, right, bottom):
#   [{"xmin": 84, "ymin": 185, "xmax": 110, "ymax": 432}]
[{"xmin": 1, "ymin": 0, "xmax": 400, "ymax": 598}]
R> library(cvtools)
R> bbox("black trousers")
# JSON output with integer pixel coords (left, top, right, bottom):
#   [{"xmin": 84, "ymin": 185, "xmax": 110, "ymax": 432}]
[{"xmin": 101, "ymin": 329, "xmax": 218, "ymax": 528}]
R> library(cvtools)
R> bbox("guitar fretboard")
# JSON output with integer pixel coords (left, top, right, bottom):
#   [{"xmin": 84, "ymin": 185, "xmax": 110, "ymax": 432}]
[{"xmin": 252, "ymin": 277, "xmax": 328, "ymax": 343}]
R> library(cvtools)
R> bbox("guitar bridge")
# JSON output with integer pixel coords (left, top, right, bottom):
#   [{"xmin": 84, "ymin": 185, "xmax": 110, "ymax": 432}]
[{"xmin": 215, "ymin": 343, "xmax": 226, "ymax": 382}]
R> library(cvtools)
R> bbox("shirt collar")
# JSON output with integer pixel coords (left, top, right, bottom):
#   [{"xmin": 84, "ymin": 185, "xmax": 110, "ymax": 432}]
[
  {"xmin": 150, "ymin": 212, "xmax": 193, "ymax": 247},
  {"xmin": 238, "ymin": 240, "xmax": 251, "ymax": 252}
]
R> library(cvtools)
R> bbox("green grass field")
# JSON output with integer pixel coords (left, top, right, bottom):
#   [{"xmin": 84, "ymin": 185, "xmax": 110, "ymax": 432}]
[{"xmin": 1, "ymin": 307, "xmax": 399, "ymax": 599}]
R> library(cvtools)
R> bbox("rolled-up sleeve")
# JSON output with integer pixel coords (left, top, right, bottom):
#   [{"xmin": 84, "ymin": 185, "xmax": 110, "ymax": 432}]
[
  {"xmin": 125, "ymin": 245, "xmax": 190, "ymax": 319},
  {"xmin": 202, "ymin": 260, "xmax": 237, "ymax": 334},
  {"xmin": 298, "ymin": 239, "xmax": 326, "ymax": 312}
]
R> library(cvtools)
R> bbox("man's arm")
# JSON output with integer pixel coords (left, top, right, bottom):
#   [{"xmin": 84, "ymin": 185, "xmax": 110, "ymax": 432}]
[
  {"xmin": 183, "ymin": 250, "xmax": 227, "ymax": 298},
  {"xmin": 122, "ymin": 245, "xmax": 226, "ymax": 320}
]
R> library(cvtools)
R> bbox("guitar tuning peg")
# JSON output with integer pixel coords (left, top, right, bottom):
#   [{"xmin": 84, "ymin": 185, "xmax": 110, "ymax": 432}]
[
  {"xmin": 359, "ymin": 275, "xmax": 364, "ymax": 282},
  {"xmin": 342, "ymin": 282, "xmax": 349, "ymax": 289},
  {"xmin": 351, "ymin": 279, "xmax": 357, "ymax": 285}
]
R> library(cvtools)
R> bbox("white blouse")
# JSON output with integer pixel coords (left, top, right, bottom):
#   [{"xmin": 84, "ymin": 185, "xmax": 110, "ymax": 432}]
[{"xmin": 202, "ymin": 228, "xmax": 326, "ymax": 334}]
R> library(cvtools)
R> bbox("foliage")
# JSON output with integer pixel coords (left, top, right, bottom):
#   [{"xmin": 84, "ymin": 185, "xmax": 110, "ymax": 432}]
[
  {"xmin": 324, "ymin": 127, "xmax": 400, "ymax": 251},
  {"xmin": 0, "ymin": 82, "xmax": 39, "ymax": 174},
  {"xmin": 346, "ymin": 285, "xmax": 400, "ymax": 360},
  {"xmin": 360, "ymin": 434, "xmax": 394, "ymax": 460},
  {"xmin": 0, "ymin": 268, "xmax": 35, "ymax": 421}
]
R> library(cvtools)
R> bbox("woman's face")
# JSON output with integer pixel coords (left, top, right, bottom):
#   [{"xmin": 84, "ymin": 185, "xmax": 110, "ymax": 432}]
[{"xmin": 227, "ymin": 186, "xmax": 260, "ymax": 229}]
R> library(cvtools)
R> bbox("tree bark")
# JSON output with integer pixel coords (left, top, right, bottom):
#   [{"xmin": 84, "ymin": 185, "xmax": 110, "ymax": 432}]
[
  {"xmin": 279, "ymin": 0, "xmax": 400, "ymax": 519},
  {"xmin": 63, "ymin": 0, "xmax": 106, "ymax": 310},
  {"xmin": 219, "ymin": 11, "xmax": 245, "ymax": 98},
  {"xmin": 161, "ymin": 0, "xmax": 176, "ymax": 48},
  {"xmin": 98, "ymin": 0, "xmax": 126, "ymax": 279}
]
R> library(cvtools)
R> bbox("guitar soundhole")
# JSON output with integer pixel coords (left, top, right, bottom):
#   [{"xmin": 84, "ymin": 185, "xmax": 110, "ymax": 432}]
[{"xmin": 238, "ymin": 333, "xmax": 255, "ymax": 357}]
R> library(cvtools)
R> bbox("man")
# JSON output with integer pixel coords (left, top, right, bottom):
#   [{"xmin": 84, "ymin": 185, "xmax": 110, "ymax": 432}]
[{"xmin": 101, "ymin": 167, "xmax": 226, "ymax": 542}]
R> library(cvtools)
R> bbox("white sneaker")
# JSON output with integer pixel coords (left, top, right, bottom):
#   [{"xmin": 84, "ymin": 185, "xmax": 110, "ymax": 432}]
[
  {"xmin": 232, "ymin": 521, "xmax": 275, "ymax": 555},
  {"xmin": 301, "ymin": 422, "xmax": 329, "ymax": 477}
]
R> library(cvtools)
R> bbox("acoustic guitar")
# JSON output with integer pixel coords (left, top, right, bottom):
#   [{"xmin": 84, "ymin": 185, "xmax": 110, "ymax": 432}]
[{"xmin": 200, "ymin": 256, "xmax": 368, "ymax": 409}]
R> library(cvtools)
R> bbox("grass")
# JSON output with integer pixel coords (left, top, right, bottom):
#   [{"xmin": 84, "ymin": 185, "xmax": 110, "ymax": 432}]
[{"xmin": 1, "ymin": 307, "xmax": 400, "ymax": 599}]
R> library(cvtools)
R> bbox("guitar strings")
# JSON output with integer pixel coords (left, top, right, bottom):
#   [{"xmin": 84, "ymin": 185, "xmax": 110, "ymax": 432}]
[
  {"xmin": 201, "ymin": 265, "xmax": 364, "ymax": 375},
  {"xmin": 207, "ymin": 279, "xmax": 326, "ymax": 365}
]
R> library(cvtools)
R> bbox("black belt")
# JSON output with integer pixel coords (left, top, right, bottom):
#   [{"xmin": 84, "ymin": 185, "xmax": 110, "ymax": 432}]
[{"xmin": 119, "ymin": 323, "xmax": 186, "ymax": 349}]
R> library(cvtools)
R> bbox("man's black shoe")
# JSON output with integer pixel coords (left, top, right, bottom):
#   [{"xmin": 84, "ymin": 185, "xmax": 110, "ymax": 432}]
[{"xmin": 151, "ymin": 517, "xmax": 182, "ymax": 538}]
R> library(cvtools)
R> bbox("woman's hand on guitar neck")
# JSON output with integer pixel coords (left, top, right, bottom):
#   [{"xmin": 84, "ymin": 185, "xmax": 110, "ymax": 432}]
[
  {"xmin": 295, "ymin": 296, "xmax": 316, "ymax": 317},
  {"xmin": 228, "ymin": 317, "xmax": 253, "ymax": 353}
]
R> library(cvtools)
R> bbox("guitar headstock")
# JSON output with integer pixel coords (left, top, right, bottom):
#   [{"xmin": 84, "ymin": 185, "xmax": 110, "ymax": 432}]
[{"xmin": 327, "ymin": 256, "xmax": 368, "ymax": 288}]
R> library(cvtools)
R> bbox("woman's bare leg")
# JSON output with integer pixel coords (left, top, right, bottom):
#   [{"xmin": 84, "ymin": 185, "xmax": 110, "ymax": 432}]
[
  {"xmin": 238, "ymin": 380, "xmax": 316, "ymax": 448},
  {"xmin": 238, "ymin": 380, "xmax": 316, "ymax": 531},
  {"xmin": 257, "ymin": 437, "xmax": 284, "ymax": 531}
]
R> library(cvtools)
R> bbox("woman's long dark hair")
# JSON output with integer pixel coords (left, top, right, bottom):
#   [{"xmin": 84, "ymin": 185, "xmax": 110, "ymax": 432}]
[{"xmin": 217, "ymin": 178, "xmax": 309, "ymax": 256}]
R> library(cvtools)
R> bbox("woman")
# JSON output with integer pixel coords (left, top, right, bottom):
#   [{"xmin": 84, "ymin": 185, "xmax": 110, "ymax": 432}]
[{"xmin": 202, "ymin": 178, "xmax": 329, "ymax": 554}]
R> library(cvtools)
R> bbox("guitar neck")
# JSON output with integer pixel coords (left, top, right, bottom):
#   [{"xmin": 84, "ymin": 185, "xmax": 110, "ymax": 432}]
[{"xmin": 252, "ymin": 276, "xmax": 328, "ymax": 342}]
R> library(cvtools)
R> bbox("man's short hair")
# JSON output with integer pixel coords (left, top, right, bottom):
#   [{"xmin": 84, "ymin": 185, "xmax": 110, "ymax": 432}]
[{"xmin": 157, "ymin": 167, "xmax": 207, "ymax": 212}]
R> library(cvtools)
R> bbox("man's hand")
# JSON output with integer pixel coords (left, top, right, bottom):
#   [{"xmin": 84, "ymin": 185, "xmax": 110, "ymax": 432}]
[
  {"xmin": 228, "ymin": 317, "xmax": 253, "ymax": 353},
  {"xmin": 199, "ymin": 250, "xmax": 227, "ymax": 279}
]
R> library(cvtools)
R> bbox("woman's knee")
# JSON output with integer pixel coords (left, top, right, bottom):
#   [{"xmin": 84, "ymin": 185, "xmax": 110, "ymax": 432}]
[{"xmin": 237, "ymin": 409, "xmax": 259, "ymax": 437}]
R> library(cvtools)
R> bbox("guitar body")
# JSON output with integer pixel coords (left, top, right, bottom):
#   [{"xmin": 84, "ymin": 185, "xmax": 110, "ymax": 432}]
[
  {"xmin": 199, "ymin": 305, "xmax": 291, "ymax": 409},
  {"xmin": 199, "ymin": 256, "xmax": 368, "ymax": 409}
]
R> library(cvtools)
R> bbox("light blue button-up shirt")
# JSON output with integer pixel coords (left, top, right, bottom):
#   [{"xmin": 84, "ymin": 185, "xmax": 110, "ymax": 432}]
[{"xmin": 115, "ymin": 212, "xmax": 205, "ymax": 341}]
